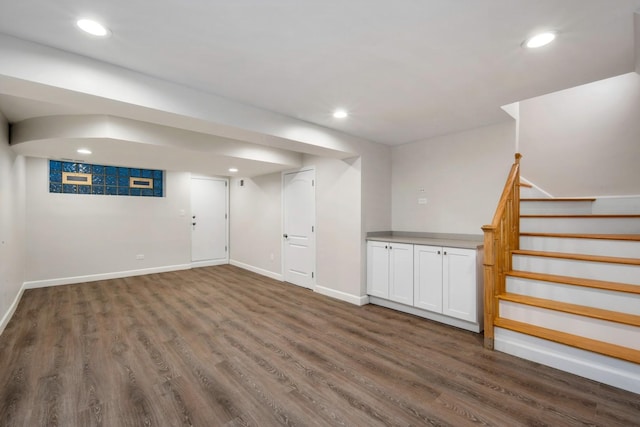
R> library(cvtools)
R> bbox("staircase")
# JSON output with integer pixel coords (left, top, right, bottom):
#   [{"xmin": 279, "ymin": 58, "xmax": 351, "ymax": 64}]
[{"xmin": 483, "ymin": 155, "xmax": 640, "ymax": 394}]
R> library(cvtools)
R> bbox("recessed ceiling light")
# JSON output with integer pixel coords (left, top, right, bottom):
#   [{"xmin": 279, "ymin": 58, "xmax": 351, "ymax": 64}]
[
  {"xmin": 333, "ymin": 110, "xmax": 348, "ymax": 119},
  {"xmin": 77, "ymin": 148, "xmax": 92, "ymax": 154},
  {"xmin": 524, "ymin": 32, "xmax": 556, "ymax": 49},
  {"xmin": 76, "ymin": 19, "xmax": 111, "ymax": 37},
  {"xmin": 228, "ymin": 168, "xmax": 238, "ymax": 173}
]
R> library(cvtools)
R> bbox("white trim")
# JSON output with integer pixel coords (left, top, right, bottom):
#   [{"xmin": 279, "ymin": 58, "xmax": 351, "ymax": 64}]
[
  {"xmin": 495, "ymin": 327, "xmax": 640, "ymax": 394},
  {"xmin": 230, "ymin": 259, "xmax": 283, "ymax": 281},
  {"xmin": 520, "ymin": 176, "xmax": 553, "ymax": 198},
  {"xmin": 315, "ymin": 285, "xmax": 369, "ymax": 306},
  {"xmin": 191, "ymin": 259, "xmax": 228, "ymax": 268},
  {"xmin": 0, "ymin": 283, "xmax": 26, "ymax": 335},
  {"xmin": 23, "ymin": 264, "xmax": 191, "ymax": 289},
  {"xmin": 369, "ymin": 296, "xmax": 482, "ymax": 333}
]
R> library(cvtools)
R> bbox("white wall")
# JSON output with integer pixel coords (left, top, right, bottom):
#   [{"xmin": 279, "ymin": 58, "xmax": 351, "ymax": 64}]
[
  {"xmin": 519, "ymin": 72, "xmax": 640, "ymax": 197},
  {"xmin": 25, "ymin": 157, "xmax": 192, "ymax": 285},
  {"xmin": 392, "ymin": 122, "xmax": 515, "ymax": 234},
  {"xmin": 362, "ymin": 143, "xmax": 392, "ymax": 233},
  {"xmin": 0, "ymin": 113, "xmax": 26, "ymax": 331},
  {"xmin": 229, "ymin": 173, "xmax": 282, "ymax": 279}
]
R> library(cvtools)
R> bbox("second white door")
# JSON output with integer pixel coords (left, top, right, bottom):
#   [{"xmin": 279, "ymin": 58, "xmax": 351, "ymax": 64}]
[
  {"xmin": 283, "ymin": 168, "xmax": 315, "ymax": 289},
  {"xmin": 191, "ymin": 177, "xmax": 228, "ymax": 265}
]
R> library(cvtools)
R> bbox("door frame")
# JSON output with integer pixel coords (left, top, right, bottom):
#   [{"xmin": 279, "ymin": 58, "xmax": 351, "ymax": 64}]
[
  {"xmin": 281, "ymin": 166, "xmax": 316, "ymax": 289},
  {"xmin": 190, "ymin": 175, "xmax": 229, "ymax": 268}
]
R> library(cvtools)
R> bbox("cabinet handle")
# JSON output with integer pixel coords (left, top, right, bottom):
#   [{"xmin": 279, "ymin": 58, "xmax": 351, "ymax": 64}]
[
  {"xmin": 444, "ymin": 251, "xmax": 447, "ymax": 255},
  {"xmin": 389, "ymin": 246, "xmax": 393, "ymax": 250},
  {"xmin": 437, "ymin": 250, "xmax": 441, "ymax": 255},
  {"xmin": 385, "ymin": 245, "xmax": 388, "ymax": 249}
]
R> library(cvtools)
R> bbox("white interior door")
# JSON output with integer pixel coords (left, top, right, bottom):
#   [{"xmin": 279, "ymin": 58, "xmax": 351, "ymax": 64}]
[
  {"xmin": 191, "ymin": 177, "xmax": 228, "ymax": 264},
  {"xmin": 283, "ymin": 168, "xmax": 315, "ymax": 288}
]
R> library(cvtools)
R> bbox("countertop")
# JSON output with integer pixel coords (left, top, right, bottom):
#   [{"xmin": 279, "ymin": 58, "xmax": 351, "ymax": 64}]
[{"xmin": 366, "ymin": 233, "xmax": 483, "ymax": 250}]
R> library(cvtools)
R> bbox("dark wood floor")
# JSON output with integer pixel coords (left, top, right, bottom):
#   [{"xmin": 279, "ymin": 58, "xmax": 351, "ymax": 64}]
[{"xmin": 0, "ymin": 265, "xmax": 638, "ymax": 426}]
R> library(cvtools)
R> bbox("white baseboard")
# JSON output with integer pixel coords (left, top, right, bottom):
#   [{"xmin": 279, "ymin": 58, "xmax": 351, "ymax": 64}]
[
  {"xmin": 0, "ymin": 283, "xmax": 26, "ymax": 335},
  {"xmin": 191, "ymin": 259, "xmax": 228, "ymax": 269},
  {"xmin": 369, "ymin": 296, "xmax": 482, "ymax": 333},
  {"xmin": 23, "ymin": 264, "xmax": 192, "ymax": 289},
  {"xmin": 495, "ymin": 327, "xmax": 640, "ymax": 394},
  {"xmin": 315, "ymin": 285, "xmax": 369, "ymax": 306},
  {"xmin": 229, "ymin": 259, "xmax": 283, "ymax": 281}
]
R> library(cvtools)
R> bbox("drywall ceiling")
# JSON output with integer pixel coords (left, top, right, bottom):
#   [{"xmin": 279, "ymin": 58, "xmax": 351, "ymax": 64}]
[{"xmin": 0, "ymin": 1, "xmax": 639, "ymax": 156}]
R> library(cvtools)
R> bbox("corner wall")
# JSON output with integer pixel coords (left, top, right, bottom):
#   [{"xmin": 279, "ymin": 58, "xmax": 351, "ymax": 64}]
[
  {"xmin": 24, "ymin": 157, "xmax": 192, "ymax": 286},
  {"xmin": 0, "ymin": 114, "xmax": 26, "ymax": 332},
  {"xmin": 391, "ymin": 121, "xmax": 515, "ymax": 234},
  {"xmin": 229, "ymin": 173, "xmax": 283, "ymax": 279},
  {"xmin": 229, "ymin": 139, "xmax": 391, "ymax": 304},
  {"xmin": 302, "ymin": 155, "xmax": 364, "ymax": 303}
]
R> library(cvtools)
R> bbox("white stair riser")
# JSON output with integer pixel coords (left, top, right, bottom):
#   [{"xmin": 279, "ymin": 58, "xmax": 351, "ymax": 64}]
[
  {"xmin": 520, "ymin": 217, "xmax": 640, "ymax": 234},
  {"xmin": 494, "ymin": 328, "xmax": 640, "ymax": 395},
  {"xmin": 506, "ymin": 276, "xmax": 640, "ymax": 316},
  {"xmin": 519, "ymin": 236, "xmax": 640, "ymax": 258},
  {"xmin": 499, "ymin": 300, "xmax": 640, "ymax": 350},
  {"xmin": 513, "ymin": 255, "xmax": 640, "ymax": 285},
  {"xmin": 520, "ymin": 201, "xmax": 593, "ymax": 215},
  {"xmin": 520, "ymin": 187, "xmax": 549, "ymax": 199},
  {"xmin": 592, "ymin": 196, "xmax": 640, "ymax": 215}
]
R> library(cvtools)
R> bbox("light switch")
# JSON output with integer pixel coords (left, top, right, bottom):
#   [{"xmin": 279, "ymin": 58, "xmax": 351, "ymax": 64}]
[{"xmin": 418, "ymin": 198, "xmax": 428, "ymax": 205}]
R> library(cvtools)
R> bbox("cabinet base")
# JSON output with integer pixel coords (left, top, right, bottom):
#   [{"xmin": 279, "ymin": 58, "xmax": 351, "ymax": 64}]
[{"xmin": 368, "ymin": 296, "xmax": 483, "ymax": 333}]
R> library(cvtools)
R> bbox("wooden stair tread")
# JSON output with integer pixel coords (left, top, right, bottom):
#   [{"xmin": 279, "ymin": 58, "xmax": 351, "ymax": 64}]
[
  {"xmin": 497, "ymin": 293, "xmax": 640, "ymax": 327},
  {"xmin": 493, "ymin": 318, "xmax": 640, "ymax": 364},
  {"xmin": 520, "ymin": 232, "xmax": 640, "ymax": 241},
  {"xmin": 512, "ymin": 249, "xmax": 640, "ymax": 266},
  {"xmin": 521, "ymin": 214, "xmax": 640, "ymax": 218},
  {"xmin": 507, "ymin": 270, "xmax": 640, "ymax": 295},
  {"xmin": 521, "ymin": 198, "xmax": 596, "ymax": 202}
]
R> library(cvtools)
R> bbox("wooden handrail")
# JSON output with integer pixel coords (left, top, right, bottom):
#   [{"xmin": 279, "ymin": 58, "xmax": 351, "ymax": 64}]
[{"xmin": 482, "ymin": 153, "xmax": 521, "ymax": 349}]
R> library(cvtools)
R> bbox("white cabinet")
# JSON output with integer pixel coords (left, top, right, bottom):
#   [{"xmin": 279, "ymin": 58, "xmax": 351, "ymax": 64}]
[
  {"xmin": 442, "ymin": 247, "xmax": 477, "ymax": 322},
  {"xmin": 414, "ymin": 245, "xmax": 443, "ymax": 312},
  {"xmin": 367, "ymin": 241, "xmax": 390, "ymax": 299},
  {"xmin": 368, "ymin": 239, "xmax": 481, "ymax": 331},
  {"xmin": 389, "ymin": 243, "xmax": 414, "ymax": 305},
  {"xmin": 414, "ymin": 245, "xmax": 477, "ymax": 322},
  {"xmin": 366, "ymin": 241, "xmax": 414, "ymax": 305}
]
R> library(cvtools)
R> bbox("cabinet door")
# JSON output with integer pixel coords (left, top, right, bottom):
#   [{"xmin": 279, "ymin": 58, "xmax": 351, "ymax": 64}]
[
  {"xmin": 389, "ymin": 243, "xmax": 414, "ymax": 305},
  {"xmin": 367, "ymin": 241, "xmax": 389, "ymax": 298},
  {"xmin": 413, "ymin": 245, "xmax": 443, "ymax": 313},
  {"xmin": 442, "ymin": 247, "xmax": 477, "ymax": 322}
]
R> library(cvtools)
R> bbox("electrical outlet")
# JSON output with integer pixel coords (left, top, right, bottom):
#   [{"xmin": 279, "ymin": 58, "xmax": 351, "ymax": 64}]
[
  {"xmin": 418, "ymin": 198, "xmax": 428, "ymax": 205},
  {"xmin": 136, "ymin": 254, "xmax": 145, "ymax": 260}
]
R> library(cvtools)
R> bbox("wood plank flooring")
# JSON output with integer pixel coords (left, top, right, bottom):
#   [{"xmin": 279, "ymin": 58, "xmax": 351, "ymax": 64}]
[{"xmin": 0, "ymin": 265, "xmax": 638, "ymax": 426}]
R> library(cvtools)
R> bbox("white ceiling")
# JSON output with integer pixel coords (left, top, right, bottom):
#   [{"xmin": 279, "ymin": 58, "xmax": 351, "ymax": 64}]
[{"xmin": 0, "ymin": 1, "xmax": 639, "ymax": 156}]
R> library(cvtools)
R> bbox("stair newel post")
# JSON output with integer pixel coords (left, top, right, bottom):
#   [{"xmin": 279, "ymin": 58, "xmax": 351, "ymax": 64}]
[
  {"xmin": 482, "ymin": 224, "xmax": 497, "ymax": 349},
  {"xmin": 482, "ymin": 153, "xmax": 522, "ymax": 350}
]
